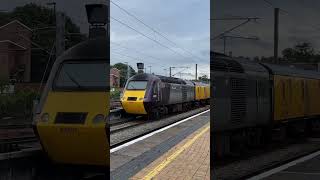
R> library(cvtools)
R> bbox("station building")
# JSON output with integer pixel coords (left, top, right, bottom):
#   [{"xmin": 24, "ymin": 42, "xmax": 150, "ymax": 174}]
[{"xmin": 0, "ymin": 20, "xmax": 32, "ymax": 83}]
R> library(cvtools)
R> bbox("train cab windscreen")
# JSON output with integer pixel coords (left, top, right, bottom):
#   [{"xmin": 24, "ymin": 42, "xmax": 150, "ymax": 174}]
[
  {"xmin": 53, "ymin": 61, "xmax": 107, "ymax": 91},
  {"xmin": 126, "ymin": 81, "xmax": 148, "ymax": 90}
]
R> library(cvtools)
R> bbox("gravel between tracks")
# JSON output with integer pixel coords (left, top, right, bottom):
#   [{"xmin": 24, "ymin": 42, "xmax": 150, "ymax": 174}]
[
  {"xmin": 110, "ymin": 120, "xmax": 145, "ymax": 133},
  {"xmin": 110, "ymin": 106, "xmax": 209, "ymax": 147}
]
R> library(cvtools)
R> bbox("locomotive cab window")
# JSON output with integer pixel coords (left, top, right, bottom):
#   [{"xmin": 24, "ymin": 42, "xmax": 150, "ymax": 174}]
[
  {"xmin": 153, "ymin": 82, "xmax": 158, "ymax": 94},
  {"xmin": 127, "ymin": 81, "xmax": 148, "ymax": 90},
  {"xmin": 53, "ymin": 61, "xmax": 107, "ymax": 91},
  {"xmin": 152, "ymin": 82, "xmax": 159, "ymax": 99}
]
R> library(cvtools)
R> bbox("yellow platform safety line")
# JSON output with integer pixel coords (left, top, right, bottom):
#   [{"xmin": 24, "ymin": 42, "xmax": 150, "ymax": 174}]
[{"xmin": 142, "ymin": 123, "xmax": 210, "ymax": 180}]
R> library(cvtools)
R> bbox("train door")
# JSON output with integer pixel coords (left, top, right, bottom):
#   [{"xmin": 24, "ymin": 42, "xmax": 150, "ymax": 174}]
[
  {"xmin": 256, "ymin": 80, "xmax": 269, "ymax": 124},
  {"xmin": 153, "ymin": 81, "xmax": 160, "ymax": 102}
]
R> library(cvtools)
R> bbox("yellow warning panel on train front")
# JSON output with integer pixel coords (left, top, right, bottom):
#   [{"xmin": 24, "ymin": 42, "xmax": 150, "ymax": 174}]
[
  {"xmin": 121, "ymin": 90, "xmax": 147, "ymax": 114},
  {"xmin": 36, "ymin": 92, "xmax": 108, "ymax": 166}
]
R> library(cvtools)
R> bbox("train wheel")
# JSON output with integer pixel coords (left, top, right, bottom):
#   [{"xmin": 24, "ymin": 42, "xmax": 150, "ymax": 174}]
[
  {"xmin": 150, "ymin": 110, "xmax": 160, "ymax": 120},
  {"xmin": 272, "ymin": 125, "xmax": 287, "ymax": 141},
  {"xmin": 160, "ymin": 107, "xmax": 168, "ymax": 117},
  {"xmin": 261, "ymin": 126, "xmax": 272, "ymax": 145},
  {"xmin": 247, "ymin": 128, "xmax": 262, "ymax": 148},
  {"xmin": 158, "ymin": 107, "xmax": 164, "ymax": 118}
]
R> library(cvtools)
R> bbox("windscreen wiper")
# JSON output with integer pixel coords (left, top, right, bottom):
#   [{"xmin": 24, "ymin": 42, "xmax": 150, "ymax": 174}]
[
  {"xmin": 65, "ymin": 71, "xmax": 84, "ymax": 89},
  {"xmin": 129, "ymin": 84, "xmax": 136, "ymax": 90}
]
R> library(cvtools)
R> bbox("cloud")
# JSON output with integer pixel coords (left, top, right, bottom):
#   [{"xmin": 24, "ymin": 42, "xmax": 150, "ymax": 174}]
[{"xmin": 110, "ymin": 0, "xmax": 209, "ymax": 78}]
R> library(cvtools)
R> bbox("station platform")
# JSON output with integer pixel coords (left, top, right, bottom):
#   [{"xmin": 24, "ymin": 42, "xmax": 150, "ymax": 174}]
[
  {"xmin": 110, "ymin": 110, "xmax": 210, "ymax": 180},
  {"xmin": 250, "ymin": 150, "xmax": 320, "ymax": 180}
]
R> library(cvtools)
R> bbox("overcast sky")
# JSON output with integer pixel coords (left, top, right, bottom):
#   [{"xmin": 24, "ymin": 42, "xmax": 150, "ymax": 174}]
[
  {"xmin": 110, "ymin": 0, "xmax": 209, "ymax": 79},
  {"xmin": 212, "ymin": 0, "xmax": 320, "ymax": 58}
]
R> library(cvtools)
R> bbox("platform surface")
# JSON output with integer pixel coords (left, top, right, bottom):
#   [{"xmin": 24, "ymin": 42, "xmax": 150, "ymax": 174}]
[
  {"xmin": 262, "ymin": 153, "xmax": 320, "ymax": 180},
  {"xmin": 110, "ymin": 111, "xmax": 210, "ymax": 180}
]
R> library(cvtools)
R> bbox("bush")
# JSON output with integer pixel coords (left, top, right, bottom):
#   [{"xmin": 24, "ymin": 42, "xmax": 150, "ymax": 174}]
[
  {"xmin": 0, "ymin": 90, "xmax": 39, "ymax": 118},
  {"xmin": 111, "ymin": 88, "xmax": 121, "ymax": 100}
]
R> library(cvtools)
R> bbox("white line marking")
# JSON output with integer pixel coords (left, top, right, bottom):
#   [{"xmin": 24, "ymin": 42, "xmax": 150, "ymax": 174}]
[
  {"xmin": 110, "ymin": 109, "xmax": 210, "ymax": 153},
  {"xmin": 280, "ymin": 171, "xmax": 320, "ymax": 175},
  {"xmin": 247, "ymin": 149, "xmax": 320, "ymax": 180}
]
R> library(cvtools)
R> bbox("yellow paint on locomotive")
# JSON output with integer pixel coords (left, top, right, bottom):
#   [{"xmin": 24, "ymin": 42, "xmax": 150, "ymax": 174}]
[
  {"xmin": 305, "ymin": 79, "xmax": 320, "ymax": 116},
  {"xmin": 36, "ymin": 92, "xmax": 109, "ymax": 166},
  {"xmin": 274, "ymin": 75, "xmax": 301, "ymax": 121},
  {"xmin": 195, "ymin": 86, "xmax": 202, "ymax": 101},
  {"xmin": 195, "ymin": 85, "xmax": 210, "ymax": 101},
  {"xmin": 273, "ymin": 75, "xmax": 320, "ymax": 121},
  {"xmin": 290, "ymin": 77, "xmax": 305, "ymax": 118},
  {"xmin": 121, "ymin": 90, "xmax": 147, "ymax": 114}
]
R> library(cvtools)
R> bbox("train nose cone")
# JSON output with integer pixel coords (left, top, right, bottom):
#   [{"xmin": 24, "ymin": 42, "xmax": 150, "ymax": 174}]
[{"xmin": 121, "ymin": 90, "xmax": 147, "ymax": 115}]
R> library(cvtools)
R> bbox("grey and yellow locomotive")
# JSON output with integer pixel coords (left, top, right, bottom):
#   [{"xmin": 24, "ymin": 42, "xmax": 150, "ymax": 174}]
[{"xmin": 121, "ymin": 73, "xmax": 209, "ymax": 119}]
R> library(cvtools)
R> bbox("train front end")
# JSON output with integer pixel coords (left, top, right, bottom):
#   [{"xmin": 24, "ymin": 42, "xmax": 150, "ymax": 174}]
[
  {"xmin": 120, "ymin": 74, "xmax": 151, "ymax": 115},
  {"xmin": 33, "ymin": 38, "xmax": 109, "ymax": 167}
]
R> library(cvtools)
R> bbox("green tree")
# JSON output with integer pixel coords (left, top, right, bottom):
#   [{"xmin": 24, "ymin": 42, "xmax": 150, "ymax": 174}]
[
  {"xmin": 198, "ymin": 75, "xmax": 209, "ymax": 83},
  {"xmin": 0, "ymin": 3, "xmax": 87, "ymax": 82},
  {"xmin": 282, "ymin": 42, "xmax": 315, "ymax": 63},
  {"xmin": 111, "ymin": 63, "xmax": 136, "ymax": 87}
]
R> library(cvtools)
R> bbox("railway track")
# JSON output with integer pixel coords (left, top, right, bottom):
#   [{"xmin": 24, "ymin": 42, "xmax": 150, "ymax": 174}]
[
  {"xmin": 0, "ymin": 136, "xmax": 38, "ymax": 153},
  {"xmin": 0, "ymin": 136, "xmax": 37, "ymax": 144},
  {"xmin": 110, "ymin": 119, "xmax": 145, "ymax": 134},
  {"xmin": 0, "ymin": 123, "xmax": 32, "ymax": 129},
  {"xmin": 109, "ymin": 115, "xmax": 138, "ymax": 126},
  {"xmin": 0, "ymin": 123, "xmax": 37, "ymax": 153},
  {"xmin": 110, "ymin": 106, "xmax": 210, "ymax": 150}
]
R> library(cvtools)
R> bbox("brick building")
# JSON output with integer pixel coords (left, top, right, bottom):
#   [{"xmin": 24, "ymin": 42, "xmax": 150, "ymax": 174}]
[
  {"xmin": 110, "ymin": 67, "xmax": 120, "ymax": 88},
  {"xmin": 0, "ymin": 20, "xmax": 32, "ymax": 82}
]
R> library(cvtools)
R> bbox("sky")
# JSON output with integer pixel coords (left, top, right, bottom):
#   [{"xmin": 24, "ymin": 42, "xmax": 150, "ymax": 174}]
[
  {"xmin": 212, "ymin": 0, "xmax": 320, "ymax": 58},
  {"xmin": 1, "ymin": 0, "xmax": 210, "ymax": 80},
  {"xmin": 110, "ymin": 0, "xmax": 210, "ymax": 79}
]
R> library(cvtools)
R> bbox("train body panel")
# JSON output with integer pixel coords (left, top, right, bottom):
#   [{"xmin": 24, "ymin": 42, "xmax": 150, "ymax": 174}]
[
  {"xmin": 273, "ymin": 75, "xmax": 305, "ymax": 121},
  {"xmin": 167, "ymin": 83, "xmax": 183, "ymax": 104},
  {"xmin": 305, "ymin": 78, "xmax": 320, "ymax": 116},
  {"xmin": 194, "ymin": 82, "xmax": 210, "ymax": 101},
  {"xmin": 263, "ymin": 63, "xmax": 320, "ymax": 122},
  {"xmin": 184, "ymin": 80, "xmax": 196, "ymax": 102},
  {"xmin": 205, "ymin": 86, "xmax": 210, "ymax": 99},
  {"xmin": 211, "ymin": 55, "xmax": 271, "ymax": 132}
]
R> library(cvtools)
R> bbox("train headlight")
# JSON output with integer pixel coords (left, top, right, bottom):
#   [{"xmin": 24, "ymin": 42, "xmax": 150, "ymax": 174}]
[
  {"xmin": 93, "ymin": 114, "xmax": 105, "ymax": 124},
  {"xmin": 40, "ymin": 113, "xmax": 49, "ymax": 123}
]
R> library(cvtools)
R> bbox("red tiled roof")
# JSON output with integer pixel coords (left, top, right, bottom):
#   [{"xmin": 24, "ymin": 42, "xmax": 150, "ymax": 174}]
[{"xmin": 0, "ymin": 20, "xmax": 32, "ymax": 32}]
